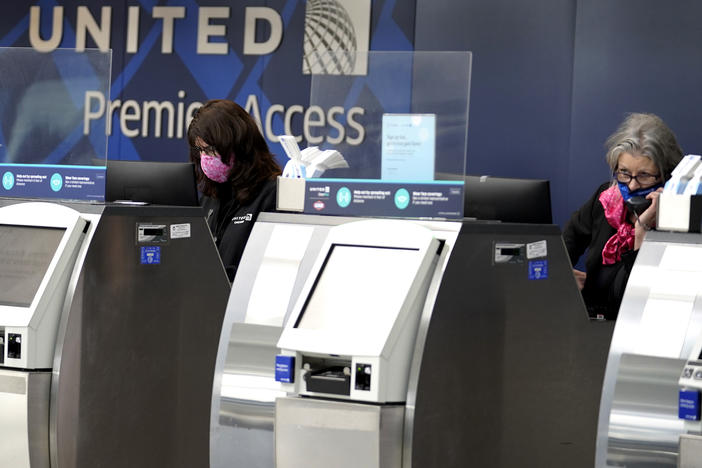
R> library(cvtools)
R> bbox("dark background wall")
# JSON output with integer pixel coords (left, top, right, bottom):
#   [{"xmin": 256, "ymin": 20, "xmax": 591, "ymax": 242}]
[
  {"xmin": 2, "ymin": 0, "xmax": 701, "ymax": 226},
  {"xmin": 416, "ymin": 0, "xmax": 702, "ymax": 226}
]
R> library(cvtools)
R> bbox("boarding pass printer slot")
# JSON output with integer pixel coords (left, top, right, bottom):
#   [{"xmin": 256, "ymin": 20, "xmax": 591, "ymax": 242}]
[{"xmin": 302, "ymin": 355, "xmax": 352, "ymax": 396}]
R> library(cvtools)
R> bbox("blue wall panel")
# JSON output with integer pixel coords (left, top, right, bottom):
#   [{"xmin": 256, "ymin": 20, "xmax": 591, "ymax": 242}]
[
  {"xmin": 568, "ymin": 0, "xmax": 702, "ymax": 220},
  {"xmin": 414, "ymin": 0, "xmax": 577, "ymax": 225}
]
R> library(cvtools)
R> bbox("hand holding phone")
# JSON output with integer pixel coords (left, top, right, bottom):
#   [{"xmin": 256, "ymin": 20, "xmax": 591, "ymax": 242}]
[{"xmin": 625, "ymin": 196, "xmax": 652, "ymax": 216}]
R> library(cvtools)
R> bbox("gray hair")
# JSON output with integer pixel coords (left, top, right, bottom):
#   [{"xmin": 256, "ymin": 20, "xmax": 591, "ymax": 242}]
[{"xmin": 605, "ymin": 113, "xmax": 683, "ymax": 180}]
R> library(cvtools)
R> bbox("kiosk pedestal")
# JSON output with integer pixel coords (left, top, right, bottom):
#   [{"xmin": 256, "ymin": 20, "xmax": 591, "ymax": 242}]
[
  {"xmin": 0, "ymin": 370, "xmax": 50, "ymax": 467},
  {"xmin": 276, "ymin": 397, "xmax": 404, "ymax": 468}
]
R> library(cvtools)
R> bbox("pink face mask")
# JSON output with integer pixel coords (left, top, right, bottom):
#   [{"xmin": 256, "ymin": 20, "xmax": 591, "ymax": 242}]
[{"xmin": 200, "ymin": 153, "xmax": 233, "ymax": 183}]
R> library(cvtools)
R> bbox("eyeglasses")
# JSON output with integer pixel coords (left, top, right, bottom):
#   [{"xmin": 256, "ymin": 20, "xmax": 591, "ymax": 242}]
[
  {"xmin": 192, "ymin": 144, "xmax": 217, "ymax": 155},
  {"xmin": 614, "ymin": 170, "xmax": 660, "ymax": 186}
]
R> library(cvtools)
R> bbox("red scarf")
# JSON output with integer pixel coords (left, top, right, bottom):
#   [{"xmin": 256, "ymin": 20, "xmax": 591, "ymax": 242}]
[{"xmin": 599, "ymin": 184, "xmax": 634, "ymax": 265}]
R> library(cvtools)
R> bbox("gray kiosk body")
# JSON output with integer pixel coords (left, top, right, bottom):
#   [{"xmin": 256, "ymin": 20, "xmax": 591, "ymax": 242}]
[
  {"xmin": 0, "ymin": 200, "xmax": 230, "ymax": 468},
  {"xmin": 596, "ymin": 230, "xmax": 702, "ymax": 467},
  {"xmin": 210, "ymin": 213, "xmax": 613, "ymax": 468},
  {"xmin": 410, "ymin": 221, "xmax": 613, "ymax": 467}
]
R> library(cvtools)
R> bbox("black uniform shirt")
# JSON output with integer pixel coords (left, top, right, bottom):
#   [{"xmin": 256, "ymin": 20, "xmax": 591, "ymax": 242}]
[{"xmin": 201, "ymin": 179, "xmax": 277, "ymax": 282}]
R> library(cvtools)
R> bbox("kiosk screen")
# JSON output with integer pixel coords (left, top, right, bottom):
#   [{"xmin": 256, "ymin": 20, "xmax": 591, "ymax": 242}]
[
  {"xmin": 0, "ymin": 225, "xmax": 66, "ymax": 307},
  {"xmin": 295, "ymin": 244, "xmax": 419, "ymax": 335}
]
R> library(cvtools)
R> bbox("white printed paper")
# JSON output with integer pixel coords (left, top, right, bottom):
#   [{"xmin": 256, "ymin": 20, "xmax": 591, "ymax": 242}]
[
  {"xmin": 170, "ymin": 223, "xmax": 191, "ymax": 239},
  {"xmin": 526, "ymin": 240, "xmax": 547, "ymax": 259}
]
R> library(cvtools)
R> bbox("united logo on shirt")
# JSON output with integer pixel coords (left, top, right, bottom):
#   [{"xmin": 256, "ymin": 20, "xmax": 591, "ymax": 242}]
[{"xmin": 231, "ymin": 213, "xmax": 253, "ymax": 225}]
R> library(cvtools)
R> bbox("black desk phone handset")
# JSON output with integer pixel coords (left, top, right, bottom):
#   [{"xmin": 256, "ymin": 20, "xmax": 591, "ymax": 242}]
[{"xmin": 625, "ymin": 195, "xmax": 652, "ymax": 216}]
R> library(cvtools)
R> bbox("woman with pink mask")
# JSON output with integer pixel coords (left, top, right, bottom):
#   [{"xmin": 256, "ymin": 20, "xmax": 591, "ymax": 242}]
[{"xmin": 187, "ymin": 99, "xmax": 281, "ymax": 281}]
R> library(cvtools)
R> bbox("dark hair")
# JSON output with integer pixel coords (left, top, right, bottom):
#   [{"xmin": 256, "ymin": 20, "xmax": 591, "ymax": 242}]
[
  {"xmin": 605, "ymin": 113, "xmax": 683, "ymax": 181},
  {"xmin": 187, "ymin": 99, "xmax": 281, "ymax": 203}
]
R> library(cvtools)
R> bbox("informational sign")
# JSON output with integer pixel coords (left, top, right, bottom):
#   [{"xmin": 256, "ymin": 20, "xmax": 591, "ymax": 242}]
[
  {"xmin": 381, "ymin": 114, "xmax": 436, "ymax": 181},
  {"xmin": 1, "ymin": 163, "xmax": 106, "ymax": 201},
  {"xmin": 304, "ymin": 179, "xmax": 463, "ymax": 219}
]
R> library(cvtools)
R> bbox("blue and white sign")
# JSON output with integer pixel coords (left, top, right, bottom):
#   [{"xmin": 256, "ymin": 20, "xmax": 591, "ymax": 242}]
[
  {"xmin": 140, "ymin": 246, "xmax": 161, "ymax": 265},
  {"xmin": 528, "ymin": 260, "xmax": 549, "ymax": 280},
  {"xmin": 0, "ymin": 48, "xmax": 110, "ymax": 201},
  {"xmin": 0, "ymin": 163, "xmax": 105, "ymax": 201},
  {"xmin": 306, "ymin": 179, "xmax": 463, "ymax": 219},
  {"xmin": 679, "ymin": 389, "xmax": 701, "ymax": 420},
  {"xmin": 275, "ymin": 355, "xmax": 295, "ymax": 383}
]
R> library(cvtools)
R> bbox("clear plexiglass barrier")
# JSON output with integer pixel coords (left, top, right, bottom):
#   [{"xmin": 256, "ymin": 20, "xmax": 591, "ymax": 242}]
[
  {"xmin": 0, "ymin": 47, "xmax": 111, "ymax": 201},
  {"xmin": 295, "ymin": 51, "xmax": 471, "ymax": 220}
]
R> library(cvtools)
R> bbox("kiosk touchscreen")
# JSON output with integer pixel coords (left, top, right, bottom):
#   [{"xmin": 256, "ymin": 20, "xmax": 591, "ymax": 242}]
[
  {"xmin": 276, "ymin": 220, "xmax": 441, "ymax": 403},
  {"xmin": 0, "ymin": 202, "xmax": 88, "ymax": 369}
]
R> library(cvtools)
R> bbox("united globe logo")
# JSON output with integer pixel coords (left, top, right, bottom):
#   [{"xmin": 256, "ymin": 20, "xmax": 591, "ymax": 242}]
[
  {"xmin": 302, "ymin": 0, "xmax": 371, "ymax": 76},
  {"xmin": 303, "ymin": 0, "xmax": 356, "ymax": 74}
]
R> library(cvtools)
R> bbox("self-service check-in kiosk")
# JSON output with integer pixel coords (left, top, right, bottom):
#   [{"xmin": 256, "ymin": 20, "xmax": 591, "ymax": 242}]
[
  {"xmin": 0, "ymin": 203, "xmax": 87, "ymax": 467},
  {"xmin": 274, "ymin": 220, "xmax": 441, "ymax": 468},
  {"xmin": 276, "ymin": 220, "xmax": 440, "ymax": 401},
  {"xmin": 595, "ymin": 231, "xmax": 702, "ymax": 467},
  {"xmin": 210, "ymin": 213, "xmax": 613, "ymax": 468},
  {"xmin": 0, "ymin": 199, "xmax": 230, "ymax": 468}
]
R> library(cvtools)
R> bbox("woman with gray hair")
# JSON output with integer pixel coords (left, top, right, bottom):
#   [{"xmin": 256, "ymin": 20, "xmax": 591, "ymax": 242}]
[{"xmin": 563, "ymin": 113, "xmax": 683, "ymax": 319}]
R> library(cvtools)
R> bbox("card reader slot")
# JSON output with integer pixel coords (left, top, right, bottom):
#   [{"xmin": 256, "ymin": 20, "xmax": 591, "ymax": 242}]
[{"xmin": 302, "ymin": 356, "xmax": 351, "ymax": 396}]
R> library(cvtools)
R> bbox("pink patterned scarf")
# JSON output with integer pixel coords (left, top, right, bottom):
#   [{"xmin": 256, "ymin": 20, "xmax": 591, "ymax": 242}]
[{"xmin": 599, "ymin": 184, "xmax": 634, "ymax": 265}]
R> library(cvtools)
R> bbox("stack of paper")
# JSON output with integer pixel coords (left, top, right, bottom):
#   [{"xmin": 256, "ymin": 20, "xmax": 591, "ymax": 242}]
[
  {"xmin": 278, "ymin": 135, "xmax": 349, "ymax": 178},
  {"xmin": 300, "ymin": 146, "xmax": 349, "ymax": 178},
  {"xmin": 665, "ymin": 154, "xmax": 702, "ymax": 194}
]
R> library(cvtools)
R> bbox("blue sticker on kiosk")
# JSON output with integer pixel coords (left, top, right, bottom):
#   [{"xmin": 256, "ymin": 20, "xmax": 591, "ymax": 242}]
[
  {"xmin": 528, "ymin": 260, "xmax": 548, "ymax": 280},
  {"xmin": 679, "ymin": 389, "xmax": 701, "ymax": 420},
  {"xmin": 275, "ymin": 355, "xmax": 295, "ymax": 383},
  {"xmin": 140, "ymin": 246, "xmax": 161, "ymax": 265}
]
